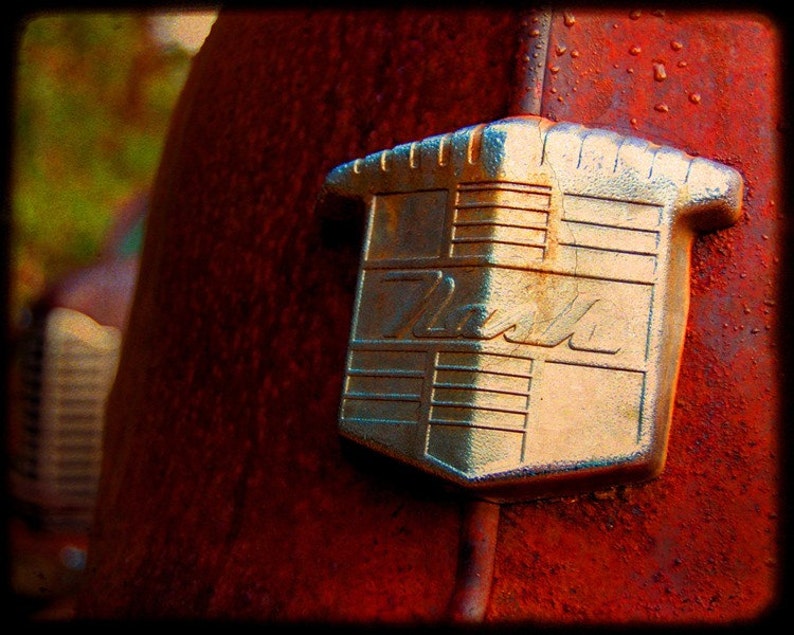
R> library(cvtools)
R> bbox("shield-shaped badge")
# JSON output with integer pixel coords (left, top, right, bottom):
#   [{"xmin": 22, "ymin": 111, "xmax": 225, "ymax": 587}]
[{"xmin": 323, "ymin": 115, "xmax": 742, "ymax": 502}]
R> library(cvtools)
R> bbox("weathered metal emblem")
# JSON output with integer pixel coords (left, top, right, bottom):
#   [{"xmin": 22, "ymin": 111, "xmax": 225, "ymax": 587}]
[{"xmin": 323, "ymin": 115, "xmax": 742, "ymax": 502}]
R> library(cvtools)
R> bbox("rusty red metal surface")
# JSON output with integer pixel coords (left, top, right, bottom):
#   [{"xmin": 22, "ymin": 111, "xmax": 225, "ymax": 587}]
[
  {"xmin": 486, "ymin": 10, "xmax": 782, "ymax": 624},
  {"xmin": 75, "ymin": 8, "xmax": 785, "ymax": 625},
  {"xmin": 77, "ymin": 10, "xmax": 519, "ymax": 622}
]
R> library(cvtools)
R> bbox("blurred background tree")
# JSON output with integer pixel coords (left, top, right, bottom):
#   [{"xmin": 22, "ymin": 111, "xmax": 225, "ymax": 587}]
[
  {"xmin": 5, "ymin": 11, "xmax": 216, "ymax": 621},
  {"xmin": 11, "ymin": 11, "xmax": 215, "ymax": 324}
]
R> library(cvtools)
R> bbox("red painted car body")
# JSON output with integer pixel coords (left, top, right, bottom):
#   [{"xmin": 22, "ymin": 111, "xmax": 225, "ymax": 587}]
[{"xmin": 75, "ymin": 8, "xmax": 786, "ymax": 626}]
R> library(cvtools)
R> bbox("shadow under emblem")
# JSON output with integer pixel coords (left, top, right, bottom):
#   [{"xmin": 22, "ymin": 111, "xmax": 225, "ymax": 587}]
[{"xmin": 321, "ymin": 115, "xmax": 742, "ymax": 502}]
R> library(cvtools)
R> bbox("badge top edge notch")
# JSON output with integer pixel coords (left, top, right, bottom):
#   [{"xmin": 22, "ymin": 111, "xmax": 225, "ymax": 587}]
[{"xmin": 323, "ymin": 115, "xmax": 742, "ymax": 231}]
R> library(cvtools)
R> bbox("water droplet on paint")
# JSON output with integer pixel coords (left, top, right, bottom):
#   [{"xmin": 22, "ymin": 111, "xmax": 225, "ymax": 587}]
[
  {"xmin": 563, "ymin": 12, "xmax": 576, "ymax": 27},
  {"xmin": 654, "ymin": 103, "xmax": 669, "ymax": 113},
  {"xmin": 689, "ymin": 92, "xmax": 701, "ymax": 104},
  {"xmin": 653, "ymin": 62, "xmax": 667, "ymax": 81},
  {"xmin": 671, "ymin": 40, "xmax": 683, "ymax": 51},
  {"xmin": 629, "ymin": 45, "xmax": 642, "ymax": 56}
]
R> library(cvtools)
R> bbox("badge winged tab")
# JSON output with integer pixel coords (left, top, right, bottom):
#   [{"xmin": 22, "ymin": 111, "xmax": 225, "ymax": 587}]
[{"xmin": 322, "ymin": 115, "xmax": 742, "ymax": 502}]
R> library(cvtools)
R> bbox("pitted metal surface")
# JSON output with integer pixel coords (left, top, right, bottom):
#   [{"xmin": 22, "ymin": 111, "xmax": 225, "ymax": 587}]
[{"xmin": 325, "ymin": 115, "xmax": 742, "ymax": 501}]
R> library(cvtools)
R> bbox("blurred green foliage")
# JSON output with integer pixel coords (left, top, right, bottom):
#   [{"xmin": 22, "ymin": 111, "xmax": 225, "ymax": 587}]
[{"xmin": 11, "ymin": 12, "xmax": 196, "ymax": 320}]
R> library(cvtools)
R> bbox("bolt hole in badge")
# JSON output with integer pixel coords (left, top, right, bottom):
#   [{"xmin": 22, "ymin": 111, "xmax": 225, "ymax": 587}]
[{"xmin": 322, "ymin": 115, "xmax": 742, "ymax": 503}]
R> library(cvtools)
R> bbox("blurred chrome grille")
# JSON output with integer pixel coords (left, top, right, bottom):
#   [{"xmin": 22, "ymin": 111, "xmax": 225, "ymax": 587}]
[{"xmin": 10, "ymin": 308, "xmax": 122, "ymax": 531}]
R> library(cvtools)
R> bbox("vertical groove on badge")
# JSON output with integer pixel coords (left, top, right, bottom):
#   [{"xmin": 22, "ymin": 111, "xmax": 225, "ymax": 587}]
[
  {"xmin": 467, "ymin": 124, "xmax": 486, "ymax": 165},
  {"xmin": 521, "ymin": 358, "xmax": 543, "ymax": 462},
  {"xmin": 380, "ymin": 150, "xmax": 391, "ymax": 172},
  {"xmin": 613, "ymin": 137, "xmax": 626, "ymax": 173},
  {"xmin": 636, "ymin": 373, "xmax": 648, "ymax": 443},
  {"xmin": 438, "ymin": 134, "xmax": 452, "ymax": 167},
  {"xmin": 540, "ymin": 126, "xmax": 550, "ymax": 166},
  {"xmin": 409, "ymin": 142, "xmax": 420, "ymax": 169},
  {"xmin": 683, "ymin": 156, "xmax": 694, "ymax": 183},
  {"xmin": 647, "ymin": 147, "xmax": 659, "ymax": 179},
  {"xmin": 575, "ymin": 129, "xmax": 595, "ymax": 170}
]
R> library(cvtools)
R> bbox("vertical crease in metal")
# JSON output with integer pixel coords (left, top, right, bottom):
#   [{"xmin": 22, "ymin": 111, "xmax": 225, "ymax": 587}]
[
  {"xmin": 511, "ymin": 7, "xmax": 553, "ymax": 116},
  {"xmin": 445, "ymin": 499, "xmax": 501, "ymax": 623},
  {"xmin": 446, "ymin": 10, "xmax": 553, "ymax": 622}
]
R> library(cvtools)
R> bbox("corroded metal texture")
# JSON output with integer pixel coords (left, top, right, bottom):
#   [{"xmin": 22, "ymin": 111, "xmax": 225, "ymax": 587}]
[
  {"xmin": 326, "ymin": 115, "xmax": 742, "ymax": 501},
  {"xmin": 488, "ymin": 9, "xmax": 783, "ymax": 624}
]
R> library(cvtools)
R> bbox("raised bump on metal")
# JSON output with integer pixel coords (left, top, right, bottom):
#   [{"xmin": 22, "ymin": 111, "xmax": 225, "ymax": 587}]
[{"xmin": 324, "ymin": 115, "xmax": 742, "ymax": 502}]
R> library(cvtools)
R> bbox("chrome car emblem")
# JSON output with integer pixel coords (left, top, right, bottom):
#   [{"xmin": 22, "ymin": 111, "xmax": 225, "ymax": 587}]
[{"xmin": 322, "ymin": 115, "xmax": 742, "ymax": 502}]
